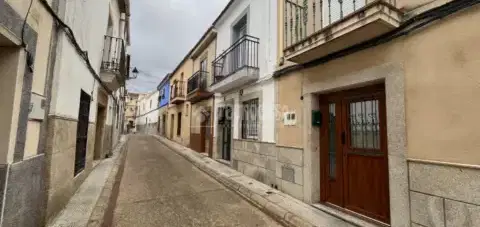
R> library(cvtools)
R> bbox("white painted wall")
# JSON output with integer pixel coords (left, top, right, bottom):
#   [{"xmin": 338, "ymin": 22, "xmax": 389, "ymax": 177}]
[
  {"xmin": 49, "ymin": 0, "xmax": 127, "ymax": 125},
  {"xmin": 136, "ymin": 91, "xmax": 160, "ymax": 132},
  {"xmin": 214, "ymin": 0, "xmax": 278, "ymax": 80},
  {"xmin": 213, "ymin": 0, "xmax": 278, "ymax": 143},
  {"xmin": 49, "ymin": 0, "xmax": 111, "ymax": 121}
]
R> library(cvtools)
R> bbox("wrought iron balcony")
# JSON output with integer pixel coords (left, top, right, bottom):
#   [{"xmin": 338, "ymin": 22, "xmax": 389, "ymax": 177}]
[
  {"xmin": 209, "ymin": 35, "xmax": 260, "ymax": 93},
  {"xmin": 283, "ymin": 0, "xmax": 402, "ymax": 63},
  {"xmin": 187, "ymin": 71, "xmax": 212, "ymax": 104},
  {"xmin": 100, "ymin": 35, "xmax": 128, "ymax": 90},
  {"xmin": 170, "ymin": 81, "xmax": 185, "ymax": 104}
]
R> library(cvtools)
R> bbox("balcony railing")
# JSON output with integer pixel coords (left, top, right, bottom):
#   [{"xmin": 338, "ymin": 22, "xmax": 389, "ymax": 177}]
[
  {"xmin": 212, "ymin": 35, "xmax": 259, "ymax": 85},
  {"xmin": 101, "ymin": 35, "xmax": 127, "ymax": 76},
  {"xmin": 187, "ymin": 71, "xmax": 209, "ymax": 94},
  {"xmin": 170, "ymin": 81, "xmax": 185, "ymax": 100},
  {"xmin": 284, "ymin": 0, "xmax": 396, "ymax": 49}
]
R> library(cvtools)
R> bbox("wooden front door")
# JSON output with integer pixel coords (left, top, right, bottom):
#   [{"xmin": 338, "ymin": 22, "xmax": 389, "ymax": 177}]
[{"xmin": 320, "ymin": 84, "xmax": 390, "ymax": 223}]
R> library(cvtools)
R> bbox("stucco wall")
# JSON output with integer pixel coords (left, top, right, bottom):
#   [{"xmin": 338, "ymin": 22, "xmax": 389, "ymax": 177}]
[
  {"xmin": 167, "ymin": 104, "xmax": 191, "ymax": 146},
  {"xmin": 213, "ymin": 79, "xmax": 276, "ymax": 143},
  {"xmin": 215, "ymin": 0, "xmax": 277, "ymax": 80},
  {"xmin": 192, "ymin": 38, "xmax": 217, "ymax": 85},
  {"xmin": 49, "ymin": 0, "xmax": 112, "ymax": 122},
  {"xmin": 274, "ymin": 2, "xmax": 480, "ymax": 226},
  {"xmin": 403, "ymin": 6, "xmax": 480, "ymax": 165},
  {"xmin": 191, "ymin": 99, "xmax": 213, "ymax": 134},
  {"xmin": 158, "ymin": 81, "xmax": 170, "ymax": 108},
  {"xmin": 167, "ymin": 58, "xmax": 194, "ymax": 145},
  {"xmin": 277, "ymin": 4, "xmax": 480, "ymax": 165},
  {"xmin": 276, "ymin": 39, "xmax": 403, "ymax": 149},
  {"xmin": 275, "ymin": 71, "xmax": 303, "ymax": 149},
  {"xmin": 136, "ymin": 91, "xmax": 159, "ymax": 133}
]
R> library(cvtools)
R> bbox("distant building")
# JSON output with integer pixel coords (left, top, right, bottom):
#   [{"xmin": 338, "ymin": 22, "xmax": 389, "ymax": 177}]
[
  {"xmin": 135, "ymin": 91, "xmax": 160, "ymax": 134},
  {"xmin": 124, "ymin": 93, "xmax": 140, "ymax": 133},
  {"xmin": 157, "ymin": 74, "xmax": 171, "ymax": 136}
]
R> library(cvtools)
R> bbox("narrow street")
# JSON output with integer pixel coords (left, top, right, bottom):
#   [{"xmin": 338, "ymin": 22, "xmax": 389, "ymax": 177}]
[{"xmin": 112, "ymin": 135, "xmax": 283, "ymax": 227}]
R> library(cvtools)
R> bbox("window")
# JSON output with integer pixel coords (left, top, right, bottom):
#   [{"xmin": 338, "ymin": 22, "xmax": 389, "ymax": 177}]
[
  {"xmin": 177, "ymin": 112, "xmax": 182, "ymax": 136},
  {"xmin": 241, "ymin": 99, "xmax": 259, "ymax": 140}
]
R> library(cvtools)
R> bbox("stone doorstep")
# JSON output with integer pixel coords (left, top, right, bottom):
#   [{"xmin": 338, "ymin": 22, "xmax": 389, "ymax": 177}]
[
  {"xmin": 48, "ymin": 136, "xmax": 129, "ymax": 227},
  {"xmin": 154, "ymin": 135, "xmax": 378, "ymax": 227}
]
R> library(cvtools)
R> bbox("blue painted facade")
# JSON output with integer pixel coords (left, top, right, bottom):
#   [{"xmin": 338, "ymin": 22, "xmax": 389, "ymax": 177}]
[{"xmin": 157, "ymin": 74, "xmax": 171, "ymax": 108}]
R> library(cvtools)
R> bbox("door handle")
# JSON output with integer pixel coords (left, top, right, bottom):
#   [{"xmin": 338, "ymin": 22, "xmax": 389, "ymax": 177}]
[{"xmin": 341, "ymin": 131, "xmax": 346, "ymax": 145}]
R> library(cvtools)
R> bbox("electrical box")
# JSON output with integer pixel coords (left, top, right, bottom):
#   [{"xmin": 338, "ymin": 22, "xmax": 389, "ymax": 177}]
[
  {"xmin": 283, "ymin": 112, "xmax": 297, "ymax": 126},
  {"xmin": 312, "ymin": 110, "xmax": 322, "ymax": 127},
  {"xmin": 29, "ymin": 93, "xmax": 46, "ymax": 121}
]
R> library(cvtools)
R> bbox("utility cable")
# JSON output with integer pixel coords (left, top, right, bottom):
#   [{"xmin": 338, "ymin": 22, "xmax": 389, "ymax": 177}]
[
  {"xmin": 38, "ymin": 0, "xmax": 119, "ymax": 104},
  {"xmin": 275, "ymin": 0, "xmax": 480, "ymax": 75},
  {"xmin": 21, "ymin": 0, "xmax": 34, "ymax": 48}
]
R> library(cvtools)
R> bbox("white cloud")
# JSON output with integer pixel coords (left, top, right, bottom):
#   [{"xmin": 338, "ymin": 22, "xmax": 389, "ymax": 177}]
[{"xmin": 127, "ymin": 0, "xmax": 229, "ymax": 93}]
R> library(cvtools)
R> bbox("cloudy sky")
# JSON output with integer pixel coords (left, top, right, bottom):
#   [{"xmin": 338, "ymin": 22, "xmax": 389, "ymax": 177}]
[{"xmin": 127, "ymin": 0, "xmax": 230, "ymax": 93}]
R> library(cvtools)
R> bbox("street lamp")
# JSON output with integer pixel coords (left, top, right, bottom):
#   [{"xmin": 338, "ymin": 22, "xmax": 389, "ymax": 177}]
[{"xmin": 131, "ymin": 67, "xmax": 139, "ymax": 79}]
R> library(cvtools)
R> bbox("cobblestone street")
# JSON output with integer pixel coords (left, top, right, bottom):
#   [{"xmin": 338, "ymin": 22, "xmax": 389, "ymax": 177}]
[{"xmin": 112, "ymin": 135, "xmax": 282, "ymax": 227}]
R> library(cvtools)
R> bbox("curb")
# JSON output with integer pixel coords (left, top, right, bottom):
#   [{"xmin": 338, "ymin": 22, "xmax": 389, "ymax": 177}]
[
  {"xmin": 153, "ymin": 136, "xmax": 317, "ymax": 227},
  {"xmin": 86, "ymin": 136, "xmax": 129, "ymax": 227}
]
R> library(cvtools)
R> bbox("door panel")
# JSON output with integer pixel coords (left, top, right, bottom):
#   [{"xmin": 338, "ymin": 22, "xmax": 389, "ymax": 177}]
[
  {"xmin": 321, "ymin": 99, "xmax": 343, "ymax": 206},
  {"xmin": 344, "ymin": 155, "xmax": 389, "ymax": 222},
  {"xmin": 320, "ymin": 85, "xmax": 390, "ymax": 224}
]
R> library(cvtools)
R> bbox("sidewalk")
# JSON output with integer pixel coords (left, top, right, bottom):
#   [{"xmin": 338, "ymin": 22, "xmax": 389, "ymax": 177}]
[
  {"xmin": 48, "ymin": 136, "xmax": 129, "ymax": 227},
  {"xmin": 154, "ymin": 135, "xmax": 379, "ymax": 227}
]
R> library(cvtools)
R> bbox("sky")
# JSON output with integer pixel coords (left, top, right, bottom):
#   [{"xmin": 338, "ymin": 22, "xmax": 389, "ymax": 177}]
[{"xmin": 127, "ymin": 0, "xmax": 230, "ymax": 93}]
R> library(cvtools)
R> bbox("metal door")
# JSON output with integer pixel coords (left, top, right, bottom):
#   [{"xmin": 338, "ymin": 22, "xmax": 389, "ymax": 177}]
[
  {"xmin": 220, "ymin": 106, "xmax": 232, "ymax": 161},
  {"xmin": 74, "ymin": 91, "xmax": 91, "ymax": 176}
]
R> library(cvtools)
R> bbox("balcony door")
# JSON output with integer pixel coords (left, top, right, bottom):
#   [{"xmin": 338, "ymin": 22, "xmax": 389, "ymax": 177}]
[
  {"xmin": 200, "ymin": 58, "xmax": 208, "ymax": 89},
  {"xmin": 231, "ymin": 16, "xmax": 247, "ymax": 72},
  {"xmin": 320, "ymin": 84, "xmax": 390, "ymax": 224}
]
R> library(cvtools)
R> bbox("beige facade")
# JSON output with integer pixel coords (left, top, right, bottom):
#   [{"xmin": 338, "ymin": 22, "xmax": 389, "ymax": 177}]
[
  {"xmin": 167, "ymin": 59, "xmax": 193, "ymax": 146},
  {"xmin": 274, "ymin": 0, "xmax": 480, "ymax": 226},
  {"xmin": 188, "ymin": 30, "xmax": 216, "ymax": 155}
]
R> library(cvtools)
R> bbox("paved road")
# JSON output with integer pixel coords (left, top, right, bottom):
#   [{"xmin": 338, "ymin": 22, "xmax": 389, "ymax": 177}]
[{"xmin": 112, "ymin": 135, "xmax": 282, "ymax": 227}]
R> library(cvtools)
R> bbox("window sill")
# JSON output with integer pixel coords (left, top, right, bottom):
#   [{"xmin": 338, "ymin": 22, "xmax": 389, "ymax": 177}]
[
  {"xmin": 216, "ymin": 159, "xmax": 231, "ymax": 166},
  {"xmin": 238, "ymin": 138, "xmax": 259, "ymax": 142}
]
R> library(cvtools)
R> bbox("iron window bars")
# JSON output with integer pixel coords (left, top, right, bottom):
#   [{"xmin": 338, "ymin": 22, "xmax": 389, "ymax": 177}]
[{"xmin": 241, "ymin": 98, "xmax": 259, "ymax": 140}]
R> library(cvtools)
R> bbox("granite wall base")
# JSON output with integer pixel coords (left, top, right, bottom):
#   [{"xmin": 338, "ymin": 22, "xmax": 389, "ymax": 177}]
[
  {"xmin": 44, "ymin": 117, "xmax": 95, "ymax": 222},
  {"xmin": 1, "ymin": 154, "xmax": 45, "ymax": 226},
  {"xmin": 232, "ymin": 139, "xmax": 305, "ymax": 200},
  {"xmin": 409, "ymin": 161, "xmax": 480, "ymax": 227},
  {"xmin": 102, "ymin": 125, "xmax": 113, "ymax": 157}
]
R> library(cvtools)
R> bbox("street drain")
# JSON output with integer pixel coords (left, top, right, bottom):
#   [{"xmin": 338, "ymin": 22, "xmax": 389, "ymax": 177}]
[{"xmin": 266, "ymin": 191, "xmax": 273, "ymax": 195}]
